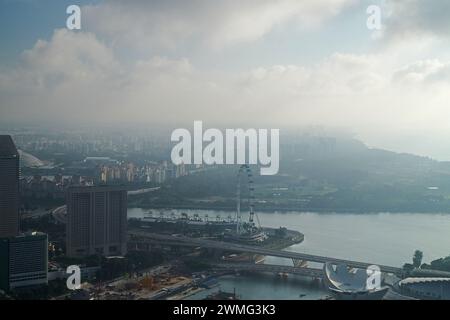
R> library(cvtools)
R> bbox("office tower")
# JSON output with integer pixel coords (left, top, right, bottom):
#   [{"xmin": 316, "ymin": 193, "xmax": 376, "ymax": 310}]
[
  {"xmin": 0, "ymin": 232, "xmax": 48, "ymax": 291},
  {"xmin": 0, "ymin": 135, "xmax": 19, "ymax": 238},
  {"xmin": 66, "ymin": 186, "xmax": 128, "ymax": 257}
]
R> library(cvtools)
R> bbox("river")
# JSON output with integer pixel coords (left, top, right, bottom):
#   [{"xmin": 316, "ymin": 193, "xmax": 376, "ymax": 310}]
[{"xmin": 128, "ymin": 208, "xmax": 450, "ymax": 299}]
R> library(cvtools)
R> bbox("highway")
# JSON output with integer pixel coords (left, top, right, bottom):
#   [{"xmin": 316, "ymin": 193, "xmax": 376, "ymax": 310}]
[
  {"xmin": 129, "ymin": 230, "xmax": 403, "ymax": 275},
  {"xmin": 52, "ymin": 205, "xmax": 67, "ymax": 224},
  {"xmin": 212, "ymin": 262, "xmax": 324, "ymax": 277}
]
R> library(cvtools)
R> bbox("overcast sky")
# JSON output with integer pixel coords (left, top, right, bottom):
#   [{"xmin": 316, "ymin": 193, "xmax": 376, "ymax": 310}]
[{"xmin": 1, "ymin": 0, "xmax": 450, "ymax": 159}]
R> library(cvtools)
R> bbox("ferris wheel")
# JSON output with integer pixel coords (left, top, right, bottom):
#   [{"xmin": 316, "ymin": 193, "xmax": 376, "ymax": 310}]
[{"xmin": 236, "ymin": 164, "xmax": 261, "ymax": 235}]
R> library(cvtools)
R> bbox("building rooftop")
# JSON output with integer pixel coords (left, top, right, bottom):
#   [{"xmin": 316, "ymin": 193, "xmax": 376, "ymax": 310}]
[
  {"xmin": 0, "ymin": 135, "xmax": 19, "ymax": 158},
  {"xmin": 14, "ymin": 231, "xmax": 47, "ymax": 238}
]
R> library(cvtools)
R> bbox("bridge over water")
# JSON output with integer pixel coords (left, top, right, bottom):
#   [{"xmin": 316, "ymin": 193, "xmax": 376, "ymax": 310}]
[
  {"xmin": 128, "ymin": 231, "xmax": 403, "ymax": 276},
  {"xmin": 212, "ymin": 262, "xmax": 324, "ymax": 277}
]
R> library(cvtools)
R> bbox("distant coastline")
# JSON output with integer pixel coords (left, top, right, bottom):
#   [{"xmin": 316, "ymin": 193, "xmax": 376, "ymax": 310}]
[{"xmin": 128, "ymin": 204, "xmax": 450, "ymax": 214}]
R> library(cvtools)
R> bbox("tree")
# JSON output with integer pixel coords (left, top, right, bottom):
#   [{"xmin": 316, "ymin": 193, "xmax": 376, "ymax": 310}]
[{"xmin": 412, "ymin": 250, "xmax": 423, "ymax": 268}]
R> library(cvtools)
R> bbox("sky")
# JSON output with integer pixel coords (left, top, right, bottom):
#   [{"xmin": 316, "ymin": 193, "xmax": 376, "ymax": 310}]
[{"xmin": 1, "ymin": 0, "xmax": 450, "ymax": 159}]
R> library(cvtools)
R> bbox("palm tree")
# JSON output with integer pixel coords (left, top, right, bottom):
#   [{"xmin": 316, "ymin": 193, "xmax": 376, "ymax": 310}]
[{"xmin": 413, "ymin": 250, "xmax": 423, "ymax": 268}]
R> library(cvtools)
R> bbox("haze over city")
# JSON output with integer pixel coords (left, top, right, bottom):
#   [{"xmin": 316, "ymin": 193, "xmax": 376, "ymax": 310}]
[
  {"xmin": 2, "ymin": 0, "xmax": 450, "ymax": 159},
  {"xmin": 3, "ymin": 0, "xmax": 450, "ymax": 306}
]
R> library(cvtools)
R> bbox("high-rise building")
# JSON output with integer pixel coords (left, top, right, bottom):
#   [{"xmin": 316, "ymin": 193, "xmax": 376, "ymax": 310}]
[
  {"xmin": 0, "ymin": 136, "xmax": 48, "ymax": 292},
  {"xmin": 66, "ymin": 186, "xmax": 128, "ymax": 257},
  {"xmin": 0, "ymin": 135, "xmax": 20, "ymax": 238},
  {"xmin": 0, "ymin": 232, "xmax": 48, "ymax": 291}
]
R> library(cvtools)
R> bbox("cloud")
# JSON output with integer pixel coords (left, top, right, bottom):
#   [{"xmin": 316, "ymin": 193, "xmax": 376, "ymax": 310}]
[
  {"xmin": 3, "ymin": 18, "xmax": 450, "ymax": 158},
  {"xmin": 82, "ymin": 0, "xmax": 356, "ymax": 51},
  {"xmin": 0, "ymin": 29, "xmax": 229, "ymax": 124},
  {"xmin": 2, "ymin": 28, "xmax": 450, "ymax": 129},
  {"xmin": 393, "ymin": 59, "xmax": 450, "ymax": 85},
  {"xmin": 382, "ymin": 0, "xmax": 450, "ymax": 42},
  {"xmin": 4, "ymin": 0, "xmax": 450, "ymax": 159}
]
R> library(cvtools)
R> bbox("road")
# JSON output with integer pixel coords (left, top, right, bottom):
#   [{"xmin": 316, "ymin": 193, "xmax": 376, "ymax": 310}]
[
  {"xmin": 129, "ymin": 230, "xmax": 403, "ymax": 275},
  {"xmin": 52, "ymin": 205, "xmax": 67, "ymax": 224},
  {"xmin": 212, "ymin": 262, "xmax": 324, "ymax": 277}
]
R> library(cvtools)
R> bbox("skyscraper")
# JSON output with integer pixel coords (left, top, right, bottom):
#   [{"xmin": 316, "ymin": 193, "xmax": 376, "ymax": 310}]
[
  {"xmin": 66, "ymin": 185, "xmax": 128, "ymax": 257},
  {"xmin": 0, "ymin": 136, "xmax": 48, "ymax": 291},
  {"xmin": 0, "ymin": 232, "xmax": 48, "ymax": 291},
  {"xmin": 0, "ymin": 135, "xmax": 19, "ymax": 238}
]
